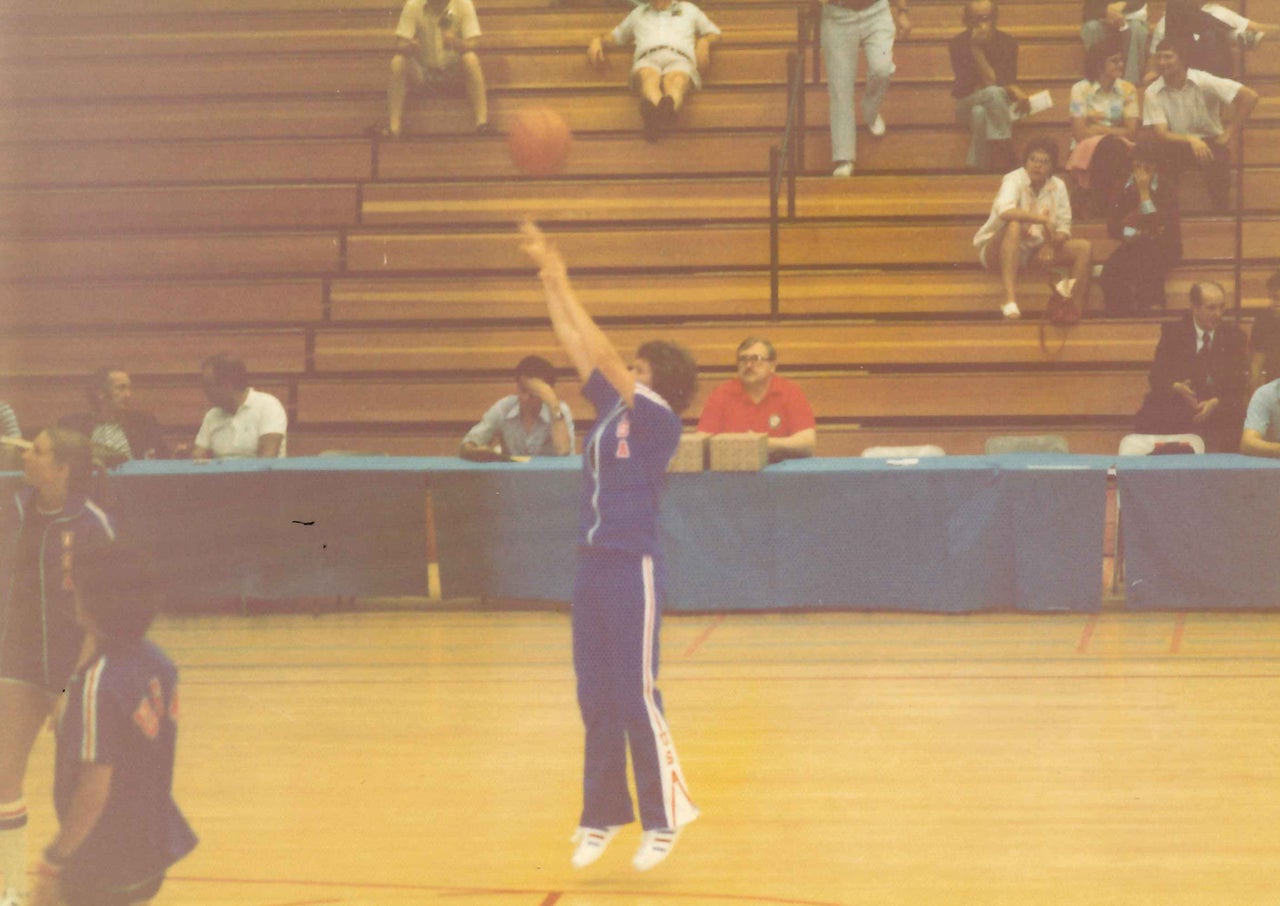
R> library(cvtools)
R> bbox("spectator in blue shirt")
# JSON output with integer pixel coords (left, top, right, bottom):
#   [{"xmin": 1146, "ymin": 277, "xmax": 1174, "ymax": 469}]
[
  {"xmin": 460, "ymin": 355, "xmax": 575, "ymax": 459},
  {"xmin": 1241, "ymin": 377, "xmax": 1280, "ymax": 456}
]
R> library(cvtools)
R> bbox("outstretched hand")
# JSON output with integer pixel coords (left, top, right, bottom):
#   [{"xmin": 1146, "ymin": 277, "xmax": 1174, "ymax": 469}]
[{"xmin": 518, "ymin": 219, "xmax": 565, "ymax": 276}]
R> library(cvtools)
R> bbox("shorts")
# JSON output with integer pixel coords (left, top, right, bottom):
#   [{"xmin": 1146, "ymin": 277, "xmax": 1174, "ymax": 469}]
[
  {"xmin": 978, "ymin": 237, "xmax": 1040, "ymax": 270},
  {"xmin": 0, "ymin": 602, "xmax": 83, "ymax": 695},
  {"xmin": 630, "ymin": 47, "xmax": 701, "ymax": 89},
  {"xmin": 406, "ymin": 58, "xmax": 466, "ymax": 94},
  {"xmin": 61, "ymin": 872, "xmax": 165, "ymax": 906}
]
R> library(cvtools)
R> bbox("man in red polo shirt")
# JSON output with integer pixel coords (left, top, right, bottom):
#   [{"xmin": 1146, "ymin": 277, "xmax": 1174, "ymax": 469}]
[{"xmin": 696, "ymin": 337, "xmax": 817, "ymax": 460}]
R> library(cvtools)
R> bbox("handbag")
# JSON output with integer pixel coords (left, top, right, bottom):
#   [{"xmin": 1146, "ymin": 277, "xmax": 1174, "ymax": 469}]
[{"xmin": 1039, "ymin": 277, "xmax": 1080, "ymax": 357}]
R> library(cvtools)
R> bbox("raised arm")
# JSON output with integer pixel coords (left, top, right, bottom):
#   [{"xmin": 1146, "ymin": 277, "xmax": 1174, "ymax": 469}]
[{"xmin": 519, "ymin": 220, "xmax": 636, "ymax": 407}]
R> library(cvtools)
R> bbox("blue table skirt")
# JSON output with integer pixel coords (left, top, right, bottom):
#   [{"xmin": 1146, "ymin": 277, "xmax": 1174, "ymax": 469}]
[
  {"xmin": 3, "ymin": 455, "xmax": 1111, "ymax": 612},
  {"xmin": 112, "ymin": 458, "xmax": 433, "ymax": 602},
  {"xmin": 1116, "ymin": 454, "xmax": 1280, "ymax": 609},
  {"xmin": 432, "ymin": 454, "xmax": 1112, "ymax": 613}
]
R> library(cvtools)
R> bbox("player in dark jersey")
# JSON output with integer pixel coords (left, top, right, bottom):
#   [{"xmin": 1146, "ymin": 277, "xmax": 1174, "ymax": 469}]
[
  {"xmin": 0, "ymin": 428, "xmax": 114, "ymax": 906},
  {"xmin": 519, "ymin": 221, "xmax": 700, "ymax": 872},
  {"xmin": 30, "ymin": 545, "xmax": 196, "ymax": 906}
]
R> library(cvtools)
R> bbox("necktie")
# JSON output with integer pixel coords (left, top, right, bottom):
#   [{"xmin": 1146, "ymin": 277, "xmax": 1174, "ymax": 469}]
[{"xmin": 1199, "ymin": 332, "xmax": 1214, "ymax": 392}]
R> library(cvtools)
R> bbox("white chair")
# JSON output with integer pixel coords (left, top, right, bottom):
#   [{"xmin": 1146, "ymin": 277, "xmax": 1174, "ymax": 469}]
[
  {"xmin": 860, "ymin": 445, "xmax": 946, "ymax": 458},
  {"xmin": 984, "ymin": 434, "xmax": 1069, "ymax": 455},
  {"xmin": 1111, "ymin": 433, "xmax": 1206, "ymax": 592},
  {"xmin": 1116, "ymin": 433, "xmax": 1205, "ymax": 456}
]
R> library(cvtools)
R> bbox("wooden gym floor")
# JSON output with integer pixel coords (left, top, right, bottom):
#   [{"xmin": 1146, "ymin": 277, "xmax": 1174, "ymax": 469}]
[{"xmin": 24, "ymin": 607, "xmax": 1280, "ymax": 905}]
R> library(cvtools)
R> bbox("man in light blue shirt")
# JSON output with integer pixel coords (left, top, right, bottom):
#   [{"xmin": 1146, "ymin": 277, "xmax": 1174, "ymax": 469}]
[
  {"xmin": 461, "ymin": 355, "xmax": 575, "ymax": 459},
  {"xmin": 1240, "ymin": 379, "xmax": 1280, "ymax": 456}
]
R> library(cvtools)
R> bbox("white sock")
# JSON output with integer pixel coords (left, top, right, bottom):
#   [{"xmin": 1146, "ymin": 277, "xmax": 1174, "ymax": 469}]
[{"xmin": 0, "ymin": 799, "xmax": 28, "ymax": 895}]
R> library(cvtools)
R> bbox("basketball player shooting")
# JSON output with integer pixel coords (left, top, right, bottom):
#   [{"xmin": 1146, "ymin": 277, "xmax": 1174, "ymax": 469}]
[{"xmin": 517, "ymin": 220, "xmax": 701, "ymax": 871}]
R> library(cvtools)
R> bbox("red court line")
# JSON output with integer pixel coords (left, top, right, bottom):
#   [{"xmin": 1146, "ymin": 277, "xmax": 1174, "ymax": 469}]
[
  {"xmin": 683, "ymin": 613, "xmax": 727, "ymax": 657},
  {"xmin": 1076, "ymin": 614, "xmax": 1099, "ymax": 654},
  {"xmin": 539, "ymin": 893, "xmax": 563, "ymax": 906},
  {"xmin": 1171, "ymin": 613, "xmax": 1187, "ymax": 654}
]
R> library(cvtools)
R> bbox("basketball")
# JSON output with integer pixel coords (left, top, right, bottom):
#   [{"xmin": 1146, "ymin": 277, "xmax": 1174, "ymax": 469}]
[{"xmin": 507, "ymin": 108, "xmax": 573, "ymax": 176}]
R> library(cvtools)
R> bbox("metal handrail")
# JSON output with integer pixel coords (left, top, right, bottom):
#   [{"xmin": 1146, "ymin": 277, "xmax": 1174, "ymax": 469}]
[{"xmin": 768, "ymin": 13, "xmax": 815, "ymax": 313}]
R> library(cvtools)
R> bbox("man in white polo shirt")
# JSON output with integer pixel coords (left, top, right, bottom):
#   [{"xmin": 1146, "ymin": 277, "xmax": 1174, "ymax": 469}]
[
  {"xmin": 192, "ymin": 353, "xmax": 287, "ymax": 460},
  {"xmin": 1143, "ymin": 36, "xmax": 1258, "ymax": 210}
]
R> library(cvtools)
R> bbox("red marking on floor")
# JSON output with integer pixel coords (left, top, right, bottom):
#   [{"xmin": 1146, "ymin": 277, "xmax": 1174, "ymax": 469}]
[
  {"xmin": 1171, "ymin": 613, "xmax": 1187, "ymax": 654},
  {"xmin": 1076, "ymin": 614, "xmax": 1098, "ymax": 654},
  {"xmin": 683, "ymin": 613, "xmax": 726, "ymax": 657},
  {"xmin": 539, "ymin": 893, "xmax": 563, "ymax": 906}
]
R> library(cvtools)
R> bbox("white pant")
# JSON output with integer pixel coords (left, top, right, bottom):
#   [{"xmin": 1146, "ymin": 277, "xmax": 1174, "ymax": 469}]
[{"xmin": 821, "ymin": 0, "xmax": 896, "ymax": 163}]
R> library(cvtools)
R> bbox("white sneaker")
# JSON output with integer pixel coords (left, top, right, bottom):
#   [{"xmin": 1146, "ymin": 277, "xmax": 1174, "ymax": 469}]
[
  {"xmin": 868, "ymin": 114, "xmax": 886, "ymax": 136},
  {"xmin": 570, "ymin": 825, "xmax": 620, "ymax": 868},
  {"xmin": 632, "ymin": 827, "xmax": 680, "ymax": 871},
  {"xmin": 1001, "ymin": 301, "xmax": 1022, "ymax": 320},
  {"xmin": 832, "ymin": 161, "xmax": 854, "ymax": 177},
  {"xmin": 0, "ymin": 888, "xmax": 24, "ymax": 906}
]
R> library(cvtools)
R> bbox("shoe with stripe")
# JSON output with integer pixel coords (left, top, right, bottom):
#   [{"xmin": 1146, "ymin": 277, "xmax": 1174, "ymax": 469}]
[
  {"xmin": 570, "ymin": 825, "xmax": 620, "ymax": 868},
  {"xmin": 632, "ymin": 827, "xmax": 680, "ymax": 871}
]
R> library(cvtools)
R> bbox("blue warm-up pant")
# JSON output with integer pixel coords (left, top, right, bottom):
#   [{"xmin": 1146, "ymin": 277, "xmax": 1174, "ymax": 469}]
[{"xmin": 572, "ymin": 547, "xmax": 698, "ymax": 832}]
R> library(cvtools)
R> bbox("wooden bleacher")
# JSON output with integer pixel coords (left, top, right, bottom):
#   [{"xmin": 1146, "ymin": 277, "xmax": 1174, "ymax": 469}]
[{"xmin": 0, "ymin": 0, "xmax": 1277, "ymax": 459}]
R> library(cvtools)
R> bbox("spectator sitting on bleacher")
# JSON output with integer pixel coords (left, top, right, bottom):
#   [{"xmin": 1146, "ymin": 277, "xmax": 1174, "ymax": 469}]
[
  {"xmin": 58, "ymin": 367, "xmax": 168, "ymax": 468},
  {"xmin": 1136, "ymin": 281, "xmax": 1248, "ymax": 451},
  {"xmin": 376, "ymin": 0, "xmax": 490, "ymax": 139},
  {"xmin": 696, "ymin": 337, "xmax": 816, "ymax": 460},
  {"xmin": 1099, "ymin": 140, "xmax": 1181, "ymax": 313},
  {"xmin": 1081, "ymin": 0, "xmax": 1150, "ymax": 85},
  {"xmin": 950, "ymin": 0, "xmax": 1031, "ymax": 172},
  {"xmin": 973, "ymin": 137, "xmax": 1093, "ymax": 320},
  {"xmin": 587, "ymin": 0, "xmax": 721, "ymax": 142},
  {"xmin": 1146, "ymin": 0, "xmax": 1276, "ymax": 82},
  {"xmin": 460, "ymin": 355, "xmax": 575, "ymax": 460},
  {"xmin": 1247, "ymin": 270, "xmax": 1280, "ymax": 391},
  {"xmin": 192, "ymin": 353, "xmax": 287, "ymax": 460},
  {"xmin": 1143, "ymin": 36, "xmax": 1258, "ymax": 212},
  {"xmin": 1069, "ymin": 36, "xmax": 1140, "ymax": 149},
  {"xmin": 1065, "ymin": 35, "xmax": 1140, "ymax": 212}
]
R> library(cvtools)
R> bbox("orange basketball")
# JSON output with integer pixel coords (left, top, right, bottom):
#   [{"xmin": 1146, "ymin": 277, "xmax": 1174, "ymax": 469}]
[{"xmin": 507, "ymin": 108, "xmax": 573, "ymax": 176}]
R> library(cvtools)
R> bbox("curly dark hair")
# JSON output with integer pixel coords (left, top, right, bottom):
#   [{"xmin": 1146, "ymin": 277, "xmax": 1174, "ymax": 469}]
[
  {"xmin": 514, "ymin": 354, "xmax": 557, "ymax": 386},
  {"xmin": 636, "ymin": 340, "xmax": 698, "ymax": 414},
  {"xmin": 1083, "ymin": 32, "xmax": 1125, "ymax": 81},
  {"xmin": 1023, "ymin": 136, "xmax": 1060, "ymax": 170}
]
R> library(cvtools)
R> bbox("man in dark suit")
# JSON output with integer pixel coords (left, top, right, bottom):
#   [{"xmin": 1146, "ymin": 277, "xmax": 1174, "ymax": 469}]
[{"xmin": 1135, "ymin": 281, "xmax": 1248, "ymax": 451}]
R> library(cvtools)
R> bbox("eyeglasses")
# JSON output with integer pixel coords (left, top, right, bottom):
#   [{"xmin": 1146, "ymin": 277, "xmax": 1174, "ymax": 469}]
[
  {"xmin": 737, "ymin": 354, "xmax": 773, "ymax": 365},
  {"xmin": 1106, "ymin": 55, "xmax": 1125, "ymax": 64}
]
